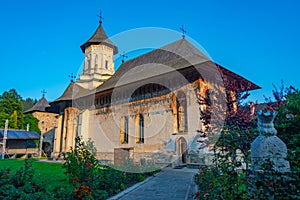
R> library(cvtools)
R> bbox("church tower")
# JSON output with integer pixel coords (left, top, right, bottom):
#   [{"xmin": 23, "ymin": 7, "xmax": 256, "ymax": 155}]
[{"xmin": 77, "ymin": 17, "xmax": 118, "ymax": 90}]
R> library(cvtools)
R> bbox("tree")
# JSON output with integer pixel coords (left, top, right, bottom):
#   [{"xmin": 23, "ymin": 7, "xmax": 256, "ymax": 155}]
[
  {"xmin": 0, "ymin": 89, "xmax": 23, "ymax": 129},
  {"xmin": 0, "ymin": 89, "xmax": 22, "ymax": 114},
  {"xmin": 198, "ymin": 77, "xmax": 257, "ymax": 163},
  {"xmin": 0, "ymin": 89, "xmax": 39, "ymax": 132},
  {"xmin": 10, "ymin": 110, "xmax": 18, "ymax": 129},
  {"xmin": 22, "ymin": 114, "xmax": 40, "ymax": 133},
  {"xmin": 0, "ymin": 112, "xmax": 9, "ymax": 128},
  {"xmin": 271, "ymin": 86, "xmax": 300, "ymax": 169}
]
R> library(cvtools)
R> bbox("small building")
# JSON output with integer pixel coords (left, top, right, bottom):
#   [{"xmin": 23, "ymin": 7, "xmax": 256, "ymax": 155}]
[
  {"xmin": 0, "ymin": 129, "xmax": 40, "ymax": 158},
  {"xmin": 23, "ymin": 97, "xmax": 58, "ymax": 157}
]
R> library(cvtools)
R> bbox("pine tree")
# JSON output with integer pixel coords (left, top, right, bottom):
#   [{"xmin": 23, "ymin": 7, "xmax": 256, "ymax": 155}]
[{"xmin": 10, "ymin": 110, "xmax": 18, "ymax": 129}]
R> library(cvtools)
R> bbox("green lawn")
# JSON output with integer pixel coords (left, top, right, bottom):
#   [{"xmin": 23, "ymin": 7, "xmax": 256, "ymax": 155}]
[{"xmin": 0, "ymin": 158, "xmax": 70, "ymax": 191}]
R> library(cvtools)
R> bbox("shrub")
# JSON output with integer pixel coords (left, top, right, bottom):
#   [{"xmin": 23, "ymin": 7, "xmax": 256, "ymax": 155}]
[
  {"xmin": 63, "ymin": 136, "xmax": 147, "ymax": 199},
  {"xmin": 0, "ymin": 159, "xmax": 53, "ymax": 199},
  {"xmin": 194, "ymin": 85, "xmax": 300, "ymax": 199}
]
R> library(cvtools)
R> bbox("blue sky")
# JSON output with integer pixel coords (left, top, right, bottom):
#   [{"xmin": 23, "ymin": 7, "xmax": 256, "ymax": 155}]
[{"xmin": 0, "ymin": 0, "xmax": 299, "ymax": 103}]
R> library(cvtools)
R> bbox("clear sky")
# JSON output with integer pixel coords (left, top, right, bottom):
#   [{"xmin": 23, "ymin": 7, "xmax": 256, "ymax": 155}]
[{"xmin": 0, "ymin": 0, "xmax": 299, "ymax": 103}]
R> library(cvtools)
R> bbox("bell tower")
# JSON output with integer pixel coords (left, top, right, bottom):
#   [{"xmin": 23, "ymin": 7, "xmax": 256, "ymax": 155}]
[{"xmin": 77, "ymin": 16, "xmax": 118, "ymax": 90}]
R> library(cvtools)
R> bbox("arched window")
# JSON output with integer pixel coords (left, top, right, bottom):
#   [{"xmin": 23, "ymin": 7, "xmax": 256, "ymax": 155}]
[
  {"xmin": 125, "ymin": 117, "xmax": 129, "ymax": 143},
  {"xmin": 120, "ymin": 116, "xmax": 129, "ymax": 144},
  {"xmin": 135, "ymin": 114, "xmax": 144, "ymax": 143},
  {"xmin": 105, "ymin": 60, "xmax": 108, "ymax": 69},
  {"xmin": 87, "ymin": 54, "xmax": 91, "ymax": 70},
  {"xmin": 95, "ymin": 55, "xmax": 98, "ymax": 68},
  {"xmin": 139, "ymin": 114, "xmax": 144, "ymax": 143}
]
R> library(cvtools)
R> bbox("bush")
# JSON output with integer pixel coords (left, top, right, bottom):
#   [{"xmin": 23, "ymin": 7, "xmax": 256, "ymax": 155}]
[
  {"xmin": 0, "ymin": 159, "xmax": 53, "ymax": 199},
  {"xmin": 63, "ymin": 136, "xmax": 148, "ymax": 199},
  {"xmin": 194, "ymin": 85, "xmax": 300, "ymax": 199}
]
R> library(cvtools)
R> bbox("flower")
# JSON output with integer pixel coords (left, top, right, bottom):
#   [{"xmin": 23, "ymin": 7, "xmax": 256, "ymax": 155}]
[
  {"xmin": 195, "ymin": 191, "xmax": 200, "ymax": 197},
  {"xmin": 204, "ymin": 193, "xmax": 209, "ymax": 198},
  {"xmin": 5, "ymin": 173, "xmax": 10, "ymax": 177}
]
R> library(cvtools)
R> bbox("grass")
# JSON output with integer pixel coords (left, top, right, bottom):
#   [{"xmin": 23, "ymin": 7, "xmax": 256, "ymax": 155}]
[{"xmin": 0, "ymin": 158, "xmax": 70, "ymax": 191}]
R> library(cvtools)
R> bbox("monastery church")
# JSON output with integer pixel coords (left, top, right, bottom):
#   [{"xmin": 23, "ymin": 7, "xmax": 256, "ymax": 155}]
[{"xmin": 25, "ymin": 19, "xmax": 260, "ymax": 166}]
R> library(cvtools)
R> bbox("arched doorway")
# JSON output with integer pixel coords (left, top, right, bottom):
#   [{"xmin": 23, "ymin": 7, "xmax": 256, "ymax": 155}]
[
  {"xmin": 42, "ymin": 142, "xmax": 52, "ymax": 157},
  {"xmin": 177, "ymin": 137, "xmax": 188, "ymax": 164}
]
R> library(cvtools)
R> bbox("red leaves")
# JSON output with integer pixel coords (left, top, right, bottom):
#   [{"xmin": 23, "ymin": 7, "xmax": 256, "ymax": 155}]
[
  {"xmin": 74, "ymin": 184, "xmax": 93, "ymax": 199},
  {"xmin": 71, "ymin": 177, "xmax": 81, "ymax": 183}
]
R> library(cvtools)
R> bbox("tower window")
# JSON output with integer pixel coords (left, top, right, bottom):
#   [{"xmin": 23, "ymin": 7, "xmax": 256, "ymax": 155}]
[
  {"xmin": 95, "ymin": 55, "xmax": 98, "ymax": 68},
  {"xmin": 88, "ymin": 54, "xmax": 91, "ymax": 70},
  {"xmin": 105, "ymin": 60, "xmax": 108, "ymax": 69}
]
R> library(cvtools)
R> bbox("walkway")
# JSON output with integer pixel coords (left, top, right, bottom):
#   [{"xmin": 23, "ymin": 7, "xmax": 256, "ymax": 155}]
[{"xmin": 109, "ymin": 167, "xmax": 198, "ymax": 200}]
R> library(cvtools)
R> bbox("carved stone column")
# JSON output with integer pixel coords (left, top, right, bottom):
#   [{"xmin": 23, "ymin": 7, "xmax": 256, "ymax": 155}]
[
  {"xmin": 251, "ymin": 111, "xmax": 290, "ymax": 172},
  {"xmin": 249, "ymin": 110, "xmax": 291, "ymax": 198}
]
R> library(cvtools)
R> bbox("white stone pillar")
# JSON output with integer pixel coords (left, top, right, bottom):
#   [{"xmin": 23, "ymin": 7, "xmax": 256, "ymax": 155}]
[{"xmin": 1, "ymin": 119, "xmax": 8, "ymax": 159}]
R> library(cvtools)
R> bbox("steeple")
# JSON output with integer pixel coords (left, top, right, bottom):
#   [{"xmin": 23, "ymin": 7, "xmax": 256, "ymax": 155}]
[
  {"xmin": 80, "ymin": 21, "xmax": 118, "ymax": 55},
  {"xmin": 77, "ymin": 16, "xmax": 118, "ymax": 90}
]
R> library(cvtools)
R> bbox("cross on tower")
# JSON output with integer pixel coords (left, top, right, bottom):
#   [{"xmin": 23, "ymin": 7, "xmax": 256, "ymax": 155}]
[
  {"xmin": 180, "ymin": 25, "xmax": 186, "ymax": 39},
  {"xmin": 69, "ymin": 73, "xmax": 76, "ymax": 82},
  {"xmin": 97, "ymin": 10, "xmax": 104, "ymax": 24},
  {"xmin": 121, "ymin": 52, "xmax": 128, "ymax": 63},
  {"xmin": 41, "ymin": 89, "xmax": 47, "ymax": 97}
]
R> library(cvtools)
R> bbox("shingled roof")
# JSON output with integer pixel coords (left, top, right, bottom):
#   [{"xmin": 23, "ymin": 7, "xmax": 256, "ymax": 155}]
[
  {"xmin": 80, "ymin": 23, "xmax": 118, "ymax": 54},
  {"xmin": 23, "ymin": 97, "xmax": 50, "ymax": 114},
  {"xmin": 52, "ymin": 82, "xmax": 90, "ymax": 103},
  {"xmin": 95, "ymin": 38, "xmax": 260, "ymax": 93}
]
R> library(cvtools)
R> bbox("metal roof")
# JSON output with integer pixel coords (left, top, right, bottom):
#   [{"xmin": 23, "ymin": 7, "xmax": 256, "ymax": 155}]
[{"xmin": 0, "ymin": 130, "xmax": 40, "ymax": 140}]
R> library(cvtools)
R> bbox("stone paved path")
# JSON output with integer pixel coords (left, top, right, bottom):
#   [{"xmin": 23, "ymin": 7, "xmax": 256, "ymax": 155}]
[{"xmin": 109, "ymin": 167, "xmax": 198, "ymax": 200}]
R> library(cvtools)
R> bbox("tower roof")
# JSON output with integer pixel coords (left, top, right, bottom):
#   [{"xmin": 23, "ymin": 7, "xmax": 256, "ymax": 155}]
[
  {"xmin": 23, "ymin": 97, "xmax": 50, "ymax": 114},
  {"xmin": 80, "ymin": 23, "xmax": 118, "ymax": 54}
]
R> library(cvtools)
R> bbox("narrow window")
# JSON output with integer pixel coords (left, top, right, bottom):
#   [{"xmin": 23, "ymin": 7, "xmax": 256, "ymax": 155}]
[
  {"xmin": 139, "ymin": 114, "xmax": 144, "ymax": 143},
  {"xmin": 120, "ymin": 116, "xmax": 129, "ymax": 144},
  {"xmin": 88, "ymin": 54, "xmax": 91, "ymax": 70},
  {"xmin": 135, "ymin": 114, "xmax": 144, "ymax": 143},
  {"xmin": 95, "ymin": 55, "xmax": 98, "ymax": 68},
  {"xmin": 105, "ymin": 60, "xmax": 108, "ymax": 69},
  {"xmin": 124, "ymin": 117, "xmax": 129, "ymax": 143}
]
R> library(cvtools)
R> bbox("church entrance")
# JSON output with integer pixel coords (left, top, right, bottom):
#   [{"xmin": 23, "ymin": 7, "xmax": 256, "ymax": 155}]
[{"xmin": 177, "ymin": 137, "xmax": 188, "ymax": 164}]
